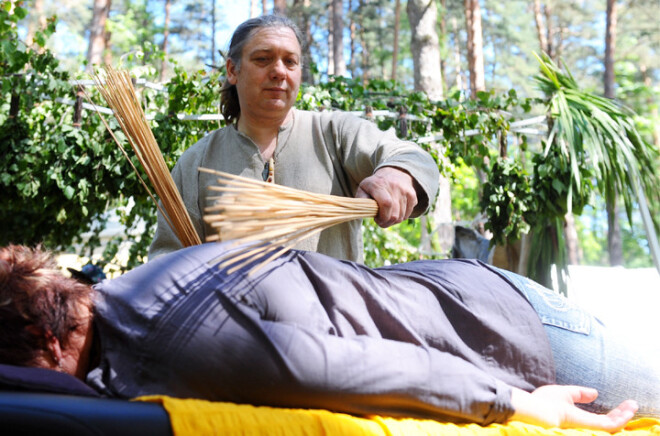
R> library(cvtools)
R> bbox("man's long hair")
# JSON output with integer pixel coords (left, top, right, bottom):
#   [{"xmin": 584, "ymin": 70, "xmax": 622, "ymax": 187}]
[{"xmin": 220, "ymin": 15, "xmax": 304, "ymax": 125}]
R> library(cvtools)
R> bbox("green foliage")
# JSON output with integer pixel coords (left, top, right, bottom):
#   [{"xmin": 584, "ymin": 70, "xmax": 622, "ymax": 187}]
[
  {"xmin": 298, "ymin": 77, "xmax": 531, "ymax": 266},
  {"xmin": 5, "ymin": 3, "xmax": 657, "ymax": 278},
  {"xmin": 524, "ymin": 53, "xmax": 660, "ymax": 288},
  {"xmin": 528, "ymin": 145, "xmax": 593, "ymax": 221},
  {"xmin": 480, "ymin": 158, "xmax": 534, "ymax": 246},
  {"xmin": 362, "ymin": 220, "xmax": 426, "ymax": 267},
  {"xmin": 534, "ymin": 53, "xmax": 660, "ymax": 228},
  {"xmin": 0, "ymin": 108, "xmax": 138, "ymax": 249},
  {"xmin": 1, "ymin": 2, "xmax": 112, "ymax": 248},
  {"xmin": 450, "ymin": 160, "xmax": 481, "ymax": 221},
  {"xmin": 432, "ymin": 89, "xmax": 529, "ymax": 169},
  {"xmin": 151, "ymin": 66, "xmax": 224, "ymax": 166},
  {"xmin": 0, "ymin": 2, "xmax": 156, "ymax": 268},
  {"xmin": 299, "ymin": 75, "xmax": 431, "ymax": 137},
  {"xmin": 575, "ymin": 210, "xmax": 608, "ymax": 266}
]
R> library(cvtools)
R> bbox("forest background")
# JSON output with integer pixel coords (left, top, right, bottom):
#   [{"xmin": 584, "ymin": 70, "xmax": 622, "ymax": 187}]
[{"xmin": 1, "ymin": 0, "xmax": 659, "ymax": 288}]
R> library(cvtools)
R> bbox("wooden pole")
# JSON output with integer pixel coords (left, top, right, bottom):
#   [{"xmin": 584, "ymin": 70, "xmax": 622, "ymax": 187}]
[
  {"xmin": 9, "ymin": 94, "xmax": 20, "ymax": 118},
  {"xmin": 73, "ymin": 85, "xmax": 84, "ymax": 128}
]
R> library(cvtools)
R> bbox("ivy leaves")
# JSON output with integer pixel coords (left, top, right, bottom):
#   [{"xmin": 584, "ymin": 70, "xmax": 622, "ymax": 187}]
[
  {"xmin": 480, "ymin": 159, "xmax": 534, "ymax": 247},
  {"xmin": 298, "ymin": 78, "xmax": 536, "ymax": 265}
]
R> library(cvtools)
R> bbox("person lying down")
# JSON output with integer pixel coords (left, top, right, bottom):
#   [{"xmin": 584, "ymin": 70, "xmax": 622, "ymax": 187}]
[{"xmin": 1, "ymin": 243, "xmax": 658, "ymax": 432}]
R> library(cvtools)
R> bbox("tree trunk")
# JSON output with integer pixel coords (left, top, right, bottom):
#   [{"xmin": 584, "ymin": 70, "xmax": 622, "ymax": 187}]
[
  {"xmin": 358, "ymin": 0, "xmax": 370, "ymax": 84},
  {"xmin": 452, "ymin": 17, "xmax": 464, "ymax": 92},
  {"xmin": 407, "ymin": 0, "xmax": 443, "ymax": 100},
  {"xmin": 250, "ymin": 0, "xmax": 259, "ymax": 18},
  {"xmin": 391, "ymin": 0, "xmax": 401, "ymax": 81},
  {"xmin": 160, "ymin": 0, "xmax": 171, "ymax": 81},
  {"xmin": 407, "ymin": 0, "xmax": 448, "ymax": 255},
  {"xmin": 533, "ymin": 0, "xmax": 548, "ymax": 55},
  {"xmin": 604, "ymin": 0, "xmax": 617, "ymax": 99},
  {"xmin": 262, "ymin": 0, "xmax": 267, "ymax": 15},
  {"xmin": 607, "ymin": 196, "xmax": 624, "ymax": 265},
  {"xmin": 349, "ymin": 0, "xmax": 357, "ymax": 78},
  {"xmin": 544, "ymin": 2, "xmax": 556, "ymax": 61},
  {"xmin": 103, "ymin": 29, "xmax": 112, "ymax": 66},
  {"xmin": 533, "ymin": 1, "xmax": 560, "ymax": 61},
  {"xmin": 273, "ymin": 0, "xmax": 286, "ymax": 15},
  {"xmin": 439, "ymin": 0, "xmax": 447, "ymax": 94},
  {"xmin": 564, "ymin": 212, "xmax": 581, "ymax": 265},
  {"xmin": 464, "ymin": 0, "xmax": 485, "ymax": 96},
  {"xmin": 86, "ymin": 0, "xmax": 112, "ymax": 72},
  {"xmin": 292, "ymin": 0, "xmax": 313, "ymax": 83},
  {"xmin": 327, "ymin": 2, "xmax": 335, "ymax": 76},
  {"xmin": 605, "ymin": 0, "xmax": 623, "ymax": 266},
  {"xmin": 464, "ymin": 0, "xmax": 488, "ymax": 228},
  {"xmin": 331, "ymin": 0, "xmax": 346, "ymax": 76}
]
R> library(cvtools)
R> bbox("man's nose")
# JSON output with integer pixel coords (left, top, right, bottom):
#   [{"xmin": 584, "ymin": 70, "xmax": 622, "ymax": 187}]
[{"xmin": 270, "ymin": 59, "xmax": 286, "ymax": 78}]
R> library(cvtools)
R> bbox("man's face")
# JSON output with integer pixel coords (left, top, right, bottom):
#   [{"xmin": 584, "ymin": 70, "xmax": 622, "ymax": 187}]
[{"xmin": 227, "ymin": 26, "xmax": 302, "ymax": 122}]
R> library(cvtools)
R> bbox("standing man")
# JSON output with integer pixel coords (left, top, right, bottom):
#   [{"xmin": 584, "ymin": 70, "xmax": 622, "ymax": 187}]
[{"xmin": 149, "ymin": 15, "xmax": 439, "ymax": 262}]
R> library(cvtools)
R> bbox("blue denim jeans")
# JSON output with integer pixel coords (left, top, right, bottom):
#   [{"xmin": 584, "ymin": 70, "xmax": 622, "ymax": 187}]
[{"xmin": 496, "ymin": 269, "xmax": 660, "ymax": 417}]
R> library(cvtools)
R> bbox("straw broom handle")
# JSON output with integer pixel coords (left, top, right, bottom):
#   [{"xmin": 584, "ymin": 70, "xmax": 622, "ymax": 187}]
[
  {"xmin": 79, "ymin": 85, "xmax": 174, "ymax": 233},
  {"xmin": 92, "ymin": 67, "xmax": 201, "ymax": 247}
]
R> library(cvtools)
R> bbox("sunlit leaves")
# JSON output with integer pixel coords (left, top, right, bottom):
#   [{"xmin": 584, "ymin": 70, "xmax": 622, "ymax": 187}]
[
  {"xmin": 534, "ymin": 52, "xmax": 660, "ymax": 231},
  {"xmin": 480, "ymin": 158, "xmax": 534, "ymax": 246}
]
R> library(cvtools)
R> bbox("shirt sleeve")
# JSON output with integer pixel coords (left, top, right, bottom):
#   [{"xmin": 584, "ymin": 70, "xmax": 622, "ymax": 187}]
[{"xmin": 331, "ymin": 112, "xmax": 440, "ymax": 217}]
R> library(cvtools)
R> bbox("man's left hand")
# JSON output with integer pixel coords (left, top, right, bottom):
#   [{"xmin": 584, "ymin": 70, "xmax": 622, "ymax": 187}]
[{"xmin": 356, "ymin": 167, "xmax": 418, "ymax": 228}]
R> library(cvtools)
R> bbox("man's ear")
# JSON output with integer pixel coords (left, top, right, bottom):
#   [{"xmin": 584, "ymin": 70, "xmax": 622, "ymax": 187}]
[{"xmin": 226, "ymin": 58, "xmax": 239, "ymax": 85}]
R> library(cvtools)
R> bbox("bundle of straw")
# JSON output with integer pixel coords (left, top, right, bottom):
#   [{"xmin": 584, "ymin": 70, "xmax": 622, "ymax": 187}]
[
  {"xmin": 201, "ymin": 168, "xmax": 378, "ymax": 274},
  {"xmin": 91, "ymin": 67, "xmax": 201, "ymax": 247}
]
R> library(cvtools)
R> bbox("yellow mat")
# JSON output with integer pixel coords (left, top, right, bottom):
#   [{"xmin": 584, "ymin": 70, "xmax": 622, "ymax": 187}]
[{"xmin": 138, "ymin": 396, "xmax": 660, "ymax": 436}]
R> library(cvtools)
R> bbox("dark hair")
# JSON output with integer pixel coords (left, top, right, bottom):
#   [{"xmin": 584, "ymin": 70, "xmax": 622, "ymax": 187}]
[
  {"xmin": 0, "ymin": 245, "xmax": 93, "ymax": 366},
  {"xmin": 220, "ymin": 15, "xmax": 304, "ymax": 124}
]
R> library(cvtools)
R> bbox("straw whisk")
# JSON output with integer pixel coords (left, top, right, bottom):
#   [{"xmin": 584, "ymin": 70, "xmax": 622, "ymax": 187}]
[
  {"xmin": 88, "ymin": 67, "xmax": 376, "ymax": 273},
  {"xmin": 91, "ymin": 67, "xmax": 201, "ymax": 247},
  {"xmin": 201, "ymin": 168, "xmax": 378, "ymax": 275}
]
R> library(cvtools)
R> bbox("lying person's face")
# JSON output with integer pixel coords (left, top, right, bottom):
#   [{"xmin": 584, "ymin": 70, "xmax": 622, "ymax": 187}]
[{"xmin": 57, "ymin": 300, "xmax": 95, "ymax": 380}]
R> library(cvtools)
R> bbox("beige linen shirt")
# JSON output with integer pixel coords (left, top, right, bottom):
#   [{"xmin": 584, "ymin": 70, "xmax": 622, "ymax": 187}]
[{"xmin": 149, "ymin": 109, "xmax": 439, "ymax": 262}]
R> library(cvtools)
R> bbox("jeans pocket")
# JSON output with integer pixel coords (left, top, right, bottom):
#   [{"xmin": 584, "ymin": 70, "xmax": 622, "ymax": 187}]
[{"xmin": 495, "ymin": 268, "xmax": 591, "ymax": 335}]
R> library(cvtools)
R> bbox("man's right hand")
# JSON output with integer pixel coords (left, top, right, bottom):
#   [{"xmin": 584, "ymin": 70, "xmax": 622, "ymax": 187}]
[{"xmin": 510, "ymin": 385, "xmax": 638, "ymax": 433}]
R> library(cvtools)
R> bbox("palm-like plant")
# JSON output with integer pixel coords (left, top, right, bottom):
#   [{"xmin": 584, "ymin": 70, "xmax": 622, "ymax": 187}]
[{"xmin": 528, "ymin": 53, "xmax": 660, "ymax": 288}]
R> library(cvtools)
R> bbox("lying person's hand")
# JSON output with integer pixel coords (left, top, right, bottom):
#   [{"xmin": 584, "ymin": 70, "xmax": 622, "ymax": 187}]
[
  {"xmin": 356, "ymin": 167, "xmax": 418, "ymax": 228},
  {"xmin": 511, "ymin": 385, "xmax": 638, "ymax": 433}
]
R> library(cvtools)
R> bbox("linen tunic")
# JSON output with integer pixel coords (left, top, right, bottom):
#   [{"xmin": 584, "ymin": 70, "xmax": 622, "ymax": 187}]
[
  {"xmin": 148, "ymin": 109, "xmax": 440, "ymax": 262},
  {"xmin": 88, "ymin": 242, "xmax": 555, "ymax": 425}
]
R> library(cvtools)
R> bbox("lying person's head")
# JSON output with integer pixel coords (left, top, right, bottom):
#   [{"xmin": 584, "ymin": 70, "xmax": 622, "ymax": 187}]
[{"xmin": 0, "ymin": 244, "xmax": 94, "ymax": 379}]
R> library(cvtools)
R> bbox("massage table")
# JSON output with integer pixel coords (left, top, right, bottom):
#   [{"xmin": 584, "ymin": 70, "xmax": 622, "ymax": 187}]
[{"xmin": 1, "ymin": 364, "xmax": 658, "ymax": 435}]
